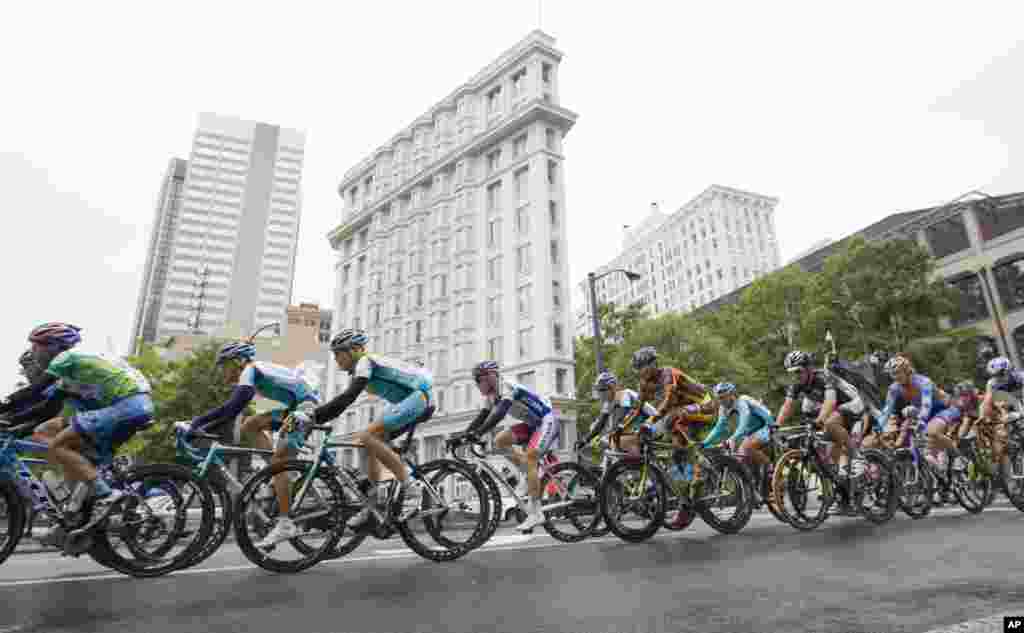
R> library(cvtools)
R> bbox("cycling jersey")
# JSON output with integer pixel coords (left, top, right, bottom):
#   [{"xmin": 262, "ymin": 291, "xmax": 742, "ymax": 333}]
[
  {"xmin": 704, "ymin": 395, "xmax": 775, "ymax": 447},
  {"xmin": 602, "ymin": 389, "xmax": 658, "ymax": 431},
  {"xmin": 931, "ymin": 406, "xmax": 963, "ymax": 427},
  {"xmin": 485, "ymin": 378, "xmax": 552, "ymax": 428},
  {"xmin": 637, "ymin": 367, "xmax": 711, "ymax": 414},
  {"xmin": 878, "ymin": 374, "xmax": 945, "ymax": 428},
  {"xmin": 786, "ymin": 368, "xmax": 864, "ymax": 419},
  {"xmin": 240, "ymin": 361, "xmax": 320, "ymax": 408},
  {"xmin": 46, "ymin": 351, "xmax": 151, "ymax": 415},
  {"xmin": 353, "ymin": 354, "xmax": 433, "ymax": 404}
]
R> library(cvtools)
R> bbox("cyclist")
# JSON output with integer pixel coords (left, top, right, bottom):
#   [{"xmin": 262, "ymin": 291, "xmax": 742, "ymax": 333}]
[
  {"xmin": 307, "ymin": 329, "xmax": 432, "ymax": 531},
  {"xmin": 981, "ymin": 356, "xmax": 1024, "ymax": 419},
  {"xmin": 702, "ymin": 383, "xmax": 776, "ymax": 467},
  {"xmin": 876, "ymin": 356, "xmax": 962, "ymax": 470},
  {"xmin": 0, "ymin": 323, "xmax": 154, "ymax": 529},
  {"xmin": 464, "ymin": 360, "xmax": 559, "ymax": 533},
  {"xmin": 576, "ymin": 371, "xmax": 658, "ymax": 457},
  {"xmin": 631, "ymin": 347, "xmax": 715, "ymax": 528},
  {"xmin": 776, "ymin": 350, "xmax": 867, "ymax": 483},
  {"xmin": 3, "ymin": 350, "xmax": 66, "ymax": 444},
  {"xmin": 862, "ymin": 407, "xmax": 913, "ymax": 451},
  {"xmin": 179, "ymin": 340, "xmax": 321, "ymax": 548}
]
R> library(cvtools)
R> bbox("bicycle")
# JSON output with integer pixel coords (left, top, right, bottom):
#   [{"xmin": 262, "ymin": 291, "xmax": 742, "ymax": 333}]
[
  {"xmin": 597, "ymin": 429, "xmax": 669, "ymax": 543},
  {"xmin": 445, "ymin": 430, "xmax": 601, "ymax": 547},
  {"xmin": 727, "ymin": 425, "xmax": 797, "ymax": 527},
  {"xmin": 772, "ymin": 418, "xmax": 896, "ymax": 531},
  {"xmin": 0, "ymin": 419, "xmax": 215, "ymax": 577},
  {"xmin": 997, "ymin": 407, "xmax": 1024, "ymax": 511},
  {"xmin": 234, "ymin": 405, "xmax": 490, "ymax": 573}
]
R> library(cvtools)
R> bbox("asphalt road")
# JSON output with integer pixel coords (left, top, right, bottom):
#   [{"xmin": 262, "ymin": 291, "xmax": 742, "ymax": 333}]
[{"xmin": 2, "ymin": 506, "xmax": 1023, "ymax": 633}]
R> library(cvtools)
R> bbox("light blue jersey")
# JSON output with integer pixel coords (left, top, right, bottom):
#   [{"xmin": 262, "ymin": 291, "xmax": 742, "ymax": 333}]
[
  {"xmin": 240, "ymin": 361, "xmax": 320, "ymax": 408},
  {"xmin": 353, "ymin": 354, "xmax": 433, "ymax": 404}
]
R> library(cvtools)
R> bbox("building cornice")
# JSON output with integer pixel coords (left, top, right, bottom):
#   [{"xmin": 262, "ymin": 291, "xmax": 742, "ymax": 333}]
[
  {"xmin": 339, "ymin": 30, "xmax": 564, "ymax": 189},
  {"xmin": 877, "ymin": 192, "xmax": 1024, "ymax": 241},
  {"xmin": 327, "ymin": 100, "xmax": 578, "ymax": 249}
]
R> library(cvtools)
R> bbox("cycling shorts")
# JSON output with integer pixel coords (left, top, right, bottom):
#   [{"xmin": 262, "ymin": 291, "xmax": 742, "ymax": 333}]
[
  {"xmin": 273, "ymin": 400, "xmax": 319, "ymax": 453},
  {"xmin": 381, "ymin": 390, "xmax": 429, "ymax": 434},
  {"xmin": 509, "ymin": 412, "xmax": 560, "ymax": 455},
  {"xmin": 69, "ymin": 394, "xmax": 155, "ymax": 464}
]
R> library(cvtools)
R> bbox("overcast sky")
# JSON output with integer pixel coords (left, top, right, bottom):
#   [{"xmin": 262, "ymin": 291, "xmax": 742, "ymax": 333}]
[{"xmin": 1, "ymin": 1, "xmax": 1022, "ymax": 389}]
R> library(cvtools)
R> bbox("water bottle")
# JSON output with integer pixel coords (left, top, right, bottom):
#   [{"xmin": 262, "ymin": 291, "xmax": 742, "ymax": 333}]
[
  {"xmin": 377, "ymin": 481, "xmax": 392, "ymax": 506},
  {"xmin": 501, "ymin": 465, "xmax": 518, "ymax": 488}
]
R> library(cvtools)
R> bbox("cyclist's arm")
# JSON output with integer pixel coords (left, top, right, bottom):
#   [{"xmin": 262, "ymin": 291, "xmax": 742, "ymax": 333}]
[
  {"xmin": 4, "ymin": 391, "xmax": 65, "ymax": 426},
  {"xmin": 654, "ymin": 383, "xmax": 675, "ymax": 418},
  {"xmin": 981, "ymin": 387, "xmax": 995, "ymax": 420},
  {"xmin": 775, "ymin": 397, "xmax": 795, "ymax": 427},
  {"xmin": 192, "ymin": 385, "xmax": 256, "ymax": 432},
  {"xmin": 470, "ymin": 398, "xmax": 513, "ymax": 437},
  {"xmin": 702, "ymin": 408, "xmax": 731, "ymax": 448},
  {"xmin": 0, "ymin": 374, "xmax": 59, "ymax": 416},
  {"xmin": 312, "ymin": 377, "xmax": 369, "ymax": 424},
  {"xmin": 730, "ymin": 400, "xmax": 761, "ymax": 443}
]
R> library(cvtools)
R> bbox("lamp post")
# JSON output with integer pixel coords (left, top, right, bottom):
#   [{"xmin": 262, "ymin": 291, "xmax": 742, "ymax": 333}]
[
  {"xmin": 587, "ymin": 268, "xmax": 643, "ymax": 373},
  {"xmin": 248, "ymin": 322, "xmax": 281, "ymax": 342}
]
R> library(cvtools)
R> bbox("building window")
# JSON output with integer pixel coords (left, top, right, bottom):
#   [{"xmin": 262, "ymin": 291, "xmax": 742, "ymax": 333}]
[
  {"xmin": 487, "ymin": 256, "xmax": 502, "ymax": 286},
  {"xmin": 553, "ymin": 323, "xmax": 564, "ymax": 353},
  {"xmin": 357, "ymin": 256, "xmax": 366, "ymax": 279},
  {"xmin": 550, "ymin": 240, "xmax": 559, "ymax": 266},
  {"xmin": 949, "ymin": 274, "xmax": 990, "ymax": 326},
  {"xmin": 487, "ymin": 296, "xmax": 502, "ymax": 326},
  {"xmin": 487, "ymin": 86, "xmax": 502, "ymax": 114},
  {"xmin": 517, "ymin": 244, "xmax": 532, "ymax": 275},
  {"xmin": 542, "ymin": 63, "xmax": 552, "ymax": 83},
  {"xmin": 552, "ymin": 281, "xmax": 561, "ymax": 308},
  {"xmin": 514, "ymin": 167, "xmax": 529, "ymax": 204},
  {"xmin": 549, "ymin": 201, "xmax": 558, "ymax": 229},
  {"xmin": 487, "ymin": 181, "xmax": 502, "ymax": 214},
  {"xmin": 513, "ymin": 134, "xmax": 527, "ymax": 158},
  {"xmin": 518, "ymin": 328, "xmax": 532, "ymax": 360},
  {"xmin": 925, "ymin": 214, "xmax": 972, "ymax": 259},
  {"xmin": 994, "ymin": 257, "xmax": 1024, "ymax": 313},
  {"xmin": 976, "ymin": 199, "xmax": 1024, "ymax": 242},
  {"xmin": 487, "ymin": 149, "xmax": 501, "ymax": 174},
  {"xmin": 555, "ymin": 368, "xmax": 568, "ymax": 395},
  {"xmin": 518, "ymin": 285, "xmax": 532, "ymax": 317},
  {"xmin": 546, "ymin": 160, "xmax": 557, "ymax": 187},
  {"xmin": 511, "ymin": 69, "xmax": 527, "ymax": 99},
  {"xmin": 515, "ymin": 205, "xmax": 530, "ymax": 235},
  {"xmin": 342, "ymin": 265, "xmax": 350, "ymax": 287},
  {"xmin": 487, "ymin": 337, "xmax": 503, "ymax": 363}
]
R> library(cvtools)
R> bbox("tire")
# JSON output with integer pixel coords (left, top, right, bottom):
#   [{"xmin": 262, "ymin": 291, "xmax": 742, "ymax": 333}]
[
  {"xmin": 772, "ymin": 449, "xmax": 830, "ymax": 532},
  {"xmin": 92, "ymin": 464, "xmax": 216, "ymax": 578},
  {"xmin": 858, "ymin": 449, "xmax": 897, "ymax": 525},
  {"xmin": 180, "ymin": 468, "xmax": 234, "ymax": 568},
  {"xmin": 893, "ymin": 455, "xmax": 932, "ymax": 519},
  {"xmin": 954, "ymin": 444, "xmax": 995, "ymax": 514},
  {"xmin": 599, "ymin": 459, "xmax": 667, "ymax": 543},
  {"xmin": 0, "ymin": 480, "xmax": 25, "ymax": 567},
  {"xmin": 696, "ymin": 454, "xmax": 754, "ymax": 535},
  {"xmin": 540, "ymin": 462, "xmax": 601, "ymax": 543},
  {"xmin": 234, "ymin": 460, "xmax": 343, "ymax": 574},
  {"xmin": 469, "ymin": 467, "xmax": 503, "ymax": 549},
  {"xmin": 1001, "ymin": 446, "xmax": 1024, "ymax": 512},
  {"xmin": 324, "ymin": 468, "xmax": 369, "ymax": 559},
  {"xmin": 395, "ymin": 459, "xmax": 489, "ymax": 563},
  {"xmin": 421, "ymin": 461, "xmax": 494, "ymax": 552}
]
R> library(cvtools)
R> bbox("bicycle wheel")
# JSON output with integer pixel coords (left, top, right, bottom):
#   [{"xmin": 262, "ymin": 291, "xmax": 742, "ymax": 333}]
[
  {"xmin": 0, "ymin": 480, "xmax": 25, "ymax": 567},
  {"xmin": 179, "ymin": 466, "xmax": 234, "ymax": 568},
  {"xmin": 540, "ymin": 462, "xmax": 600, "ymax": 543},
  {"xmin": 234, "ymin": 460, "xmax": 343, "ymax": 574},
  {"xmin": 420, "ymin": 460, "xmax": 494, "ymax": 552},
  {"xmin": 92, "ymin": 464, "xmax": 215, "ymax": 578},
  {"xmin": 953, "ymin": 445, "xmax": 994, "ymax": 514},
  {"xmin": 857, "ymin": 450, "xmax": 896, "ymax": 524},
  {"xmin": 772, "ymin": 450, "xmax": 830, "ymax": 532},
  {"xmin": 466, "ymin": 467, "xmax": 503, "ymax": 549},
  {"xmin": 1002, "ymin": 445, "xmax": 1024, "ymax": 512},
  {"xmin": 893, "ymin": 455, "xmax": 932, "ymax": 519},
  {"xmin": 397, "ymin": 459, "xmax": 489, "ymax": 562},
  {"xmin": 600, "ymin": 459, "xmax": 667, "ymax": 543},
  {"xmin": 323, "ymin": 468, "xmax": 369, "ymax": 559},
  {"xmin": 696, "ymin": 454, "xmax": 754, "ymax": 535}
]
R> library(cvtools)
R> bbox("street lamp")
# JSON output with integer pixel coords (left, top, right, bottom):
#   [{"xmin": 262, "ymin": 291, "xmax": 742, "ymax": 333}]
[
  {"xmin": 587, "ymin": 268, "xmax": 643, "ymax": 373},
  {"xmin": 247, "ymin": 322, "xmax": 281, "ymax": 343}
]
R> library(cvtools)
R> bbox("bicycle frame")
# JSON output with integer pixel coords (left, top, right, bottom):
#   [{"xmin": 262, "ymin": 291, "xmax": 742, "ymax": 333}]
[{"xmin": 462, "ymin": 443, "xmax": 569, "ymax": 516}]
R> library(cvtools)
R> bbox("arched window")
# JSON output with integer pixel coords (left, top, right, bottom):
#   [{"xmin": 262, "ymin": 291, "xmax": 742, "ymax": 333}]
[
  {"xmin": 993, "ymin": 253, "xmax": 1024, "ymax": 313},
  {"xmin": 1014, "ymin": 326, "xmax": 1024, "ymax": 367}
]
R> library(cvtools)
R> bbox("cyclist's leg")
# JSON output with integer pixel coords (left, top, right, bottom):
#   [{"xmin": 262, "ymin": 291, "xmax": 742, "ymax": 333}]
[
  {"xmin": 741, "ymin": 427, "xmax": 771, "ymax": 466},
  {"xmin": 265, "ymin": 408, "xmax": 299, "ymax": 515},
  {"xmin": 30, "ymin": 417, "xmax": 67, "ymax": 446},
  {"xmin": 496, "ymin": 424, "xmax": 531, "ymax": 470},
  {"xmin": 241, "ymin": 411, "xmax": 274, "ymax": 451},
  {"xmin": 518, "ymin": 414, "xmax": 559, "ymax": 529},
  {"xmin": 824, "ymin": 409, "xmax": 853, "ymax": 468}
]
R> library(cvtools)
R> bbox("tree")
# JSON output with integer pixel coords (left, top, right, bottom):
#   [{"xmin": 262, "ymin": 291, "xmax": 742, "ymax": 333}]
[
  {"xmin": 120, "ymin": 341, "xmax": 241, "ymax": 464},
  {"xmin": 803, "ymin": 237, "xmax": 960, "ymax": 357},
  {"xmin": 905, "ymin": 327, "xmax": 986, "ymax": 391}
]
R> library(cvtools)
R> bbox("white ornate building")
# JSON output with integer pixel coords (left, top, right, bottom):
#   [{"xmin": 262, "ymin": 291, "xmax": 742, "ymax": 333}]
[
  {"xmin": 326, "ymin": 30, "xmax": 579, "ymax": 469},
  {"xmin": 575, "ymin": 186, "xmax": 781, "ymax": 337}
]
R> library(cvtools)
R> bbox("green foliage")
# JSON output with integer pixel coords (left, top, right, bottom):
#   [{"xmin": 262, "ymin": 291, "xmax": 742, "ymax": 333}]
[
  {"xmin": 120, "ymin": 340, "xmax": 241, "ymax": 464},
  {"xmin": 905, "ymin": 327, "xmax": 987, "ymax": 391}
]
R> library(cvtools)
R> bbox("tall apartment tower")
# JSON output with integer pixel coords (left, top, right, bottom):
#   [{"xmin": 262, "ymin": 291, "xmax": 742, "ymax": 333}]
[
  {"xmin": 575, "ymin": 185, "xmax": 781, "ymax": 337},
  {"xmin": 326, "ymin": 30, "xmax": 579, "ymax": 468},
  {"xmin": 130, "ymin": 113, "xmax": 305, "ymax": 350}
]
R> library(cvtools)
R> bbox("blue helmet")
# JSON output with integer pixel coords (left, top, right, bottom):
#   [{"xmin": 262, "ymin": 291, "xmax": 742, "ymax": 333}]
[
  {"xmin": 216, "ymin": 341, "xmax": 255, "ymax": 366},
  {"xmin": 987, "ymin": 356, "xmax": 1012, "ymax": 377},
  {"xmin": 593, "ymin": 371, "xmax": 618, "ymax": 391},
  {"xmin": 330, "ymin": 328, "xmax": 369, "ymax": 352},
  {"xmin": 473, "ymin": 360, "xmax": 500, "ymax": 380},
  {"xmin": 714, "ymin": 382, "xmax": 737, "ymax": 397}
]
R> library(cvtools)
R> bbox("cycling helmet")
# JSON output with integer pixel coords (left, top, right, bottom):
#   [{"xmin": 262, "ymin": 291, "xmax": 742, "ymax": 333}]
[
  {"xmin": 215, "ymin": 341, "xmax": 255, "ymax": 366},
  {"xmin": 955, "ymin": 381, "xmax": 979, "ymax": 410},
  {"xmin": 28, "ymin": 322, "xmax": 82, "ymax": 350},
  {"xmin": 713, "ymin": 382, "xmax": 737, "ymax": 397},
  {"xmin": 330, "ymin": 328, "xmax": 369, "ymax": 352},
  {"xmin": 593, "ymin": 371, "xmax": 618, "ymax": 391},
  {"xmin": 631, "ymin": 347, "xmax": 658, "ymax": 371},
  {"xmin": 472, "ymin": 360, "xmax": 500, "ymax": 380},
  {"xmin": 784, "ymin": 350, "xmax": 811, "ymax": 372},
  {"xmin": 901, "ymin": 405, "xmax": 919, "ymax": 420},
  {"xmin": 987, "ymin": 356, "xmax": 1012, "ymax": 377},
  {"xmin": 884, "ymin": 355, "xmax": 912, "ymax": 378},
  {"xmin": 18, "ymin": 349, "xmax": 36, "ymax": 370}
]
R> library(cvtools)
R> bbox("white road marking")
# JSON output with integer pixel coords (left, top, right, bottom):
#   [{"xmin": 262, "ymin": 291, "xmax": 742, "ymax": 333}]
[{"xmin": 922, "ymin": 612, "xmax": 1019, "ymax": 632}]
